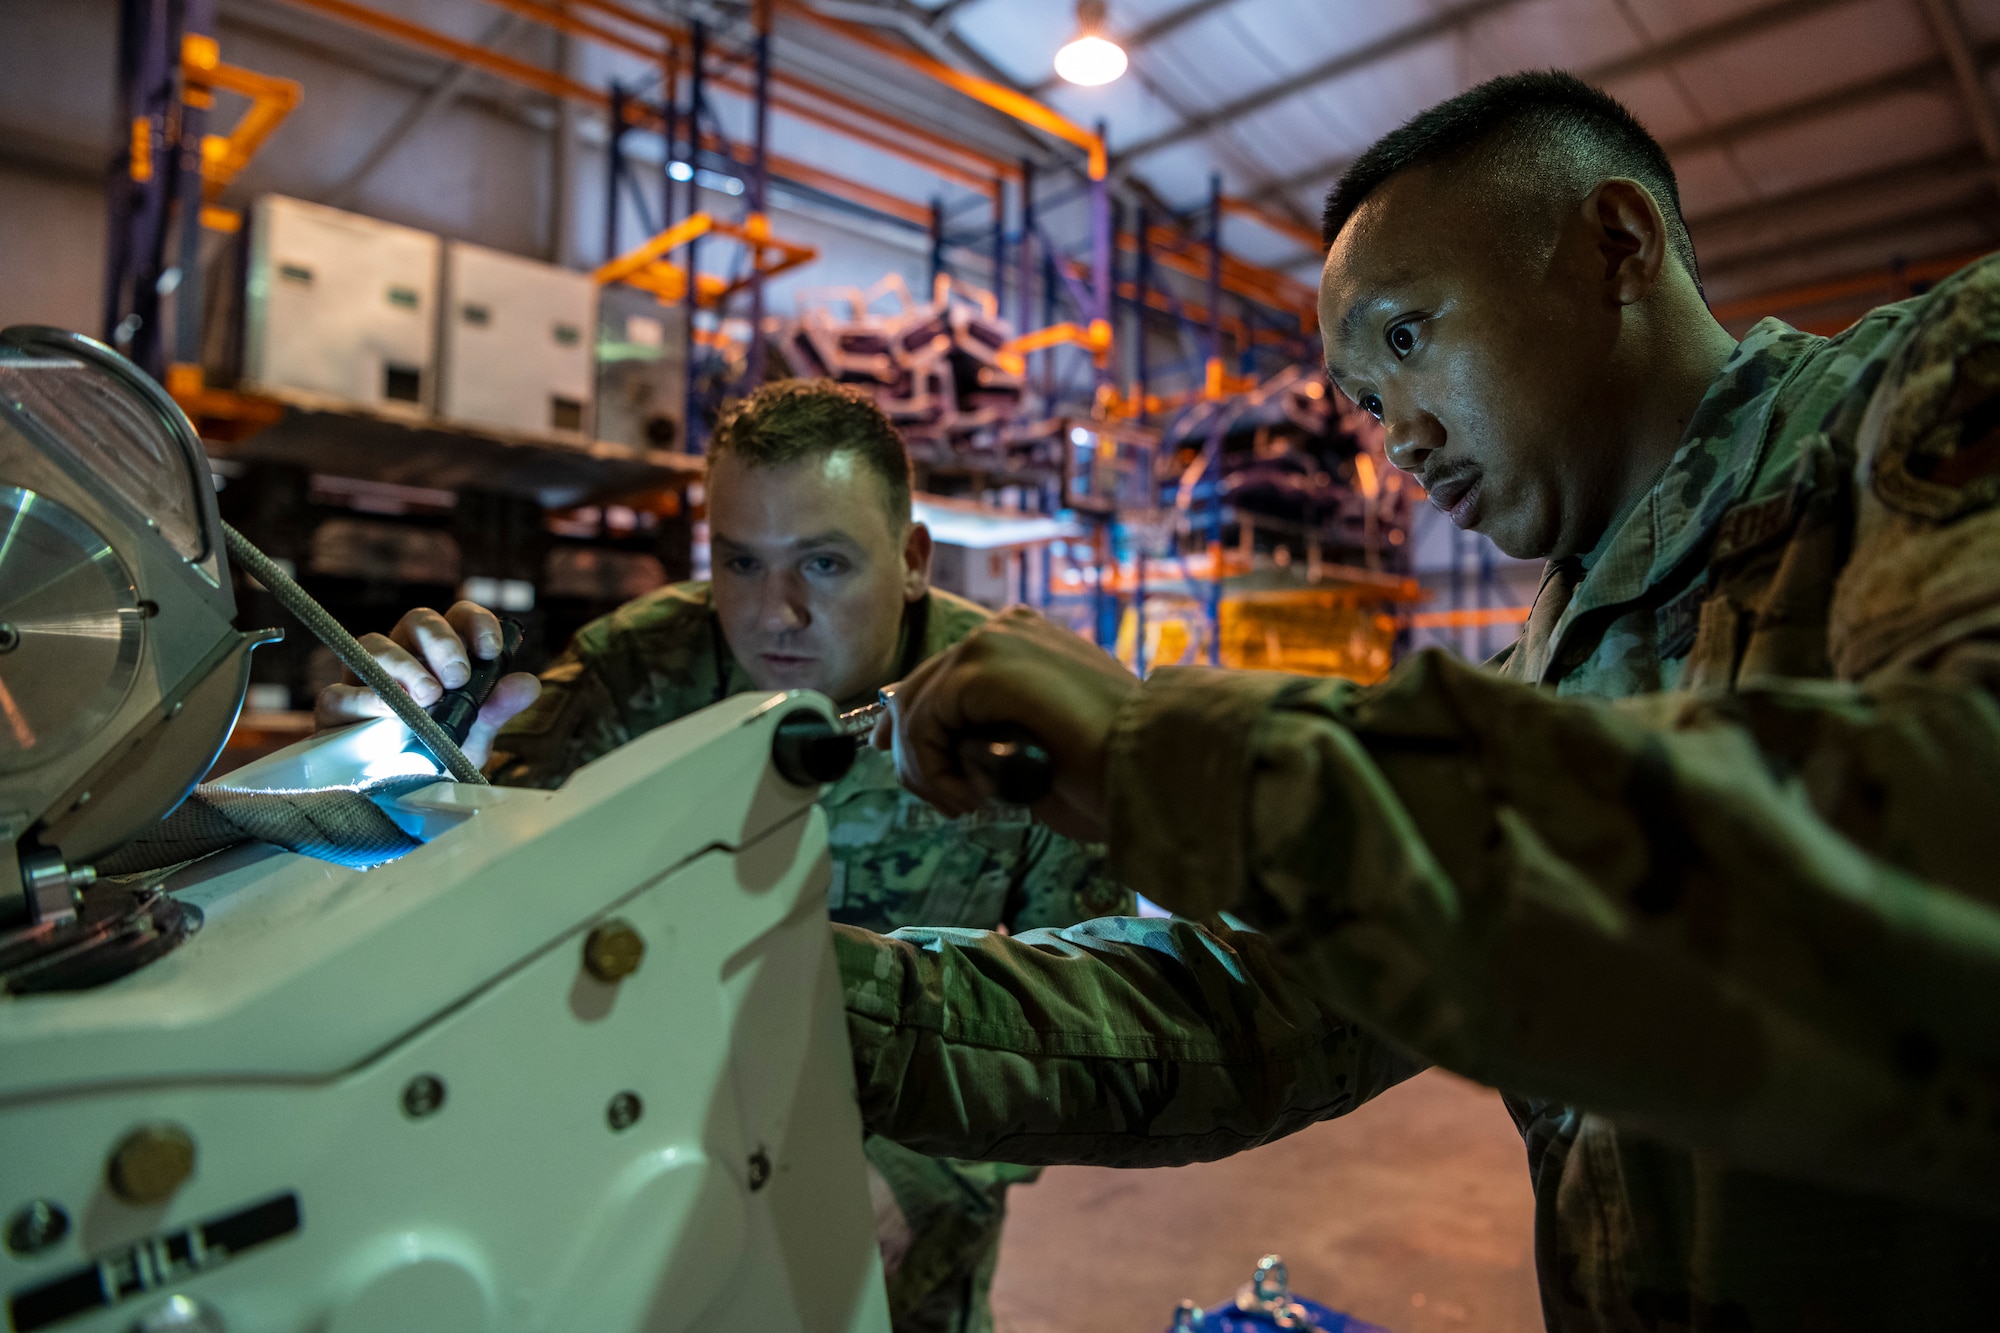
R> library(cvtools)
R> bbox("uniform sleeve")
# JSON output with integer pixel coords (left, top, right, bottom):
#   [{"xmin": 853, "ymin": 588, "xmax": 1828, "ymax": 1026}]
[
  {"xmin": 486, "ymin": 640, "xmax": 634, "ymax": 788},
  {"xmin": 836, "ymin": 915, "xmax": 1425, "ymax": 1168},
  {"xmin": 1106, "ymin": 653, "xmax": 2000, "ymax": 1214},
  {"xmin": 999, "ymin": 826, "xmax": 1134, "ymax": 934}
]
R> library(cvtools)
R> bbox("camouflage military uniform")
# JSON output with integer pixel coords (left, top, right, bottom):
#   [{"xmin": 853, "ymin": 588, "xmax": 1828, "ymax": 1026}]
[
  {"xmin": 838, "ymin": 255, "xmax": 2000, "ymax": 1331},
  {"xmin": 490, "ymin": 581, "xmax": 1129, "ymax": 1333}
]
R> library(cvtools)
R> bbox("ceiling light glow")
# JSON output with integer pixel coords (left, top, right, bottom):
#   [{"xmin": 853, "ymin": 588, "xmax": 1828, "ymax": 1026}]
[{"xmin": 1055, "ymin": 1, "xmax": 1126, "ymax": 87}]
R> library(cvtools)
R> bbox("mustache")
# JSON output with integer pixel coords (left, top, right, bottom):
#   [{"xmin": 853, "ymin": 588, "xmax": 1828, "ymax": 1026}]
[{"xmin": 1419, "ymin": 461, "xmax": 1478, "ymax": 494}]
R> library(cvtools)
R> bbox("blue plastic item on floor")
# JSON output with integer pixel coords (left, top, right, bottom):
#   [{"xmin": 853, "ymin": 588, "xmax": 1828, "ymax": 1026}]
[{"xmin": 1165, "ymin": 1255, "xmax": 1391, "ymax": 1333}]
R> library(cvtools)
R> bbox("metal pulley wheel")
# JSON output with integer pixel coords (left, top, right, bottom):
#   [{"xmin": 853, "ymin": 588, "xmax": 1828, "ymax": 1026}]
[{"xmin": 0, "ymin": 484, "xmax": 143, "ymax": 774}]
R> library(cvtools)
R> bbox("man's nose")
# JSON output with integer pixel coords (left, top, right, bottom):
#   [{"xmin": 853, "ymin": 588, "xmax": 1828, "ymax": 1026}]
[
  {"xmin": 1384, "ymin": 409, "xmax": 1444, "ymax": 474},
  {"xmin": 761, "ymin": 572, "xmax": 810, "ymax": 634}
]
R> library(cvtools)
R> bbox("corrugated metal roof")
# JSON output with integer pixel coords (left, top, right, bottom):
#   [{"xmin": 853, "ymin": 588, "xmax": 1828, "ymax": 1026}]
[{"xmin": 915, "ymin": 0, "xmax": 2000, "ymax": 326}]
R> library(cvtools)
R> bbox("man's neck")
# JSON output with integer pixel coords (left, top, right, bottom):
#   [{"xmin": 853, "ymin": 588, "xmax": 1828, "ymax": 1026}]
[{"xmin": 1591, "ymin": 309, "xmax": 1740, "ymax": 558}]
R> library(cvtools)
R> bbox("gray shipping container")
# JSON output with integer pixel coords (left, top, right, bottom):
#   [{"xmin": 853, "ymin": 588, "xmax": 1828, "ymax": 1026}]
[
  {"xmin": 439, "ymin": 241, "xmax": 597, "ymax": 438},
  {"xmin": 243, "ymin": 195, "xmax": 440, "ymax": 415}
]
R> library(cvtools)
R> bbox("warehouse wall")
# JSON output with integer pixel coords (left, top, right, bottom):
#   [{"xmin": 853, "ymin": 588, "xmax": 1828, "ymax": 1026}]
[
  {"xmin": 0, "ymin": 0, "xmax": 988, "ymax": 345},
  {"xmin": 0, "ymin": 167, "xmax": 107, "ymax": 334}
]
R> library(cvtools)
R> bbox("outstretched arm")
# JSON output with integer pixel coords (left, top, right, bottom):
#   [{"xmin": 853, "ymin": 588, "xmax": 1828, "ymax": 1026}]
[{"xmin": 837, "ymin": 914, "xmax": 1424, "ymax": 1168}]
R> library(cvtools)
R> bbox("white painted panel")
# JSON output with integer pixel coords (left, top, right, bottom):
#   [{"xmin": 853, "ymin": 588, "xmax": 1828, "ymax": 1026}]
[
  {"xmin": 439, "ymin": 240, "xmax": 597, "ymax": 437},
  {"xmin": 243, "ymin": 194, "xmax": 441, "ymax": 414}
]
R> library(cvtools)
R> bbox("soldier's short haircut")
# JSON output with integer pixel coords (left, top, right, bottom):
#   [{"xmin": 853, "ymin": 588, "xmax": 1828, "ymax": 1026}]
[
  {"xmin": 709, "ymin": 378, "xmax": 913, "ymax": 525},
  {"xmin": 1321, "ymin": 70, "xmax": 1701, "ymax": 295}
]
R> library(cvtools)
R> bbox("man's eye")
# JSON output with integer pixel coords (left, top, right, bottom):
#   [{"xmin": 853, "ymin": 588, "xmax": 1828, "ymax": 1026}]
[
  {"xmin": 1358, "ymin": 393, "xmax": 1384, "ymax": 419},
  {"xmin": 805, "ymin": 556, "xmax": 848, "ymax": 575},
  {"xmin": 721, "ymin": 556, "xmax": 759, "ymax": 575},
  {"xmin": 1388, "ymin": 321, "xmax": 1419, "ymax": 357}
]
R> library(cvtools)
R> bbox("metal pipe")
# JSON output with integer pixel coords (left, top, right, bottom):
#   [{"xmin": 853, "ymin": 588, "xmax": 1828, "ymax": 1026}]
[
  {"xmin": 991, "ymin": 177, "xmax": 1006, "ymax": 319},
  {"xmin": 1917, "ymin": 0, "xmax": 2000, "ymax": 181},
  {"xmin": 1090, "ymin": 117, "xmax": 1112, "ymax": 393},
  {"xmin": 662, "ymin": 46, "xmax": 678, "ymax": 232},
  {"xmin": 745, "ymin": 2, "xmax": 772, "ymax": 387},
  {"xmin": 605, "ymin": 81, "xmax": 626, "ymax": 263},
  {"xmin": 685, "ymin": 19, "xmax": 705, "ymax": 451},
  {"xmin": 1709, "ymin": 246, "xmax": 1985, "ymax": 325},
  {"xmin": 119, "ymin": 0, "xmax": 178, "ymax": 377},
  {"xmin": 1134, "ymin": 203, "xmax": 1150, "ymax": 420},
  {"xmin": 1041, "ymin": 245, "xmax": 1056, "ymax": 403},
  {"xmin": 271, "ymin": 0, "xmax": 969, "ymax": 234},
  {"xmin": 774, "ymin": 0, "xmax": 1108, "ymax": 178},
  {"xmin": 103, "ymin": 0, "xmax": 141, "ymax": 345},
  {"xmin": 516, "ymin": 0, "xmax": 1016, "ymax": 186},
  {"xmin": 1018, "ymin": 158, "xmax": 1035, "ymax": 338},
  {"xmin": 1134, "ymin": 543, "xmax": 1147, "ymax": 676},
  {"xmin": 174, "ymin": 0, "xmax": 217, "ymax": 370},
  {"xmin": 550, "ymin": 30, "xmax": 577, "ymax": 266},
  {"xmin": 1204, "ymin": 172, "xmax": 1224, "ymax": 664},
  {"xmin": 929, "ymin": 197, "xmax": 946, "ymax": 288}
]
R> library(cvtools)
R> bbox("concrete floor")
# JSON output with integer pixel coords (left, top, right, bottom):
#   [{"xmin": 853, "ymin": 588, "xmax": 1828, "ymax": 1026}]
[{"xmin": 988, "ymin": 1070, "xmax": 1544, "ymax": 1333}]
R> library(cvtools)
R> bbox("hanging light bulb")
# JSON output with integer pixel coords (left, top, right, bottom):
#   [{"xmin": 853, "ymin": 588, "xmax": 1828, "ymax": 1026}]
[{"xmin": 1054, "ymin": 0, "xmax": 1127, "ymax": 87}]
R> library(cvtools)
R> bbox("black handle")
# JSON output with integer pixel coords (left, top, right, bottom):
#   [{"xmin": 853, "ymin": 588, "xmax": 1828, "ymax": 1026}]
[
  {"xmin": 954, "ymin": 723, "xmax": 1055, "ymax": 807},
  {"xmin": 422, "ymin": 618, "xmax": 524, "ymax": 747},
  {"xmin": 774, "ymin": 712, "xmax": 1053, "ymax": 807},
  {"xmin": 772, "ymin": 711, "xmax": 859, "ymax": 788}
]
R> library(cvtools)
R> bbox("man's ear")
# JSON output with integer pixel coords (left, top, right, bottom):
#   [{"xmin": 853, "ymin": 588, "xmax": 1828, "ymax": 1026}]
[
  {"xmin": 1587, "ymin": 178, "xmax": 1668, "ymax": 306},
  {"xmin": 901, "ymin": 521, "xmax": 934, "ymax": 601}
]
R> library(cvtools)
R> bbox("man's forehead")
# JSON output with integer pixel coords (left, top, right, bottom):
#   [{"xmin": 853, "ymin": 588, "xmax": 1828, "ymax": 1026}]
[
  {"xmin": 708, "ymin": 451, "xmax": 900, "ymax": 543},
  {"xmin": 1319, "ymin": 259, "xmax": 1417, "ymax": 377},
  {"xmin": 712, "ymin": 450, "xmax": 874, "ymax": 504},
  {"xmin": 712, "ymin": 524, "xmax": 862, "ymax": 551},
  {"xmin": 1318, "ymin": 170, "xmax": 1472, "ymax": 365}
]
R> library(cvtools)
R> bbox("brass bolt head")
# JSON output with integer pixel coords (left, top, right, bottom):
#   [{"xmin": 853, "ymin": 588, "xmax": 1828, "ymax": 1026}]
[
  {"xmin": 583, "ymin": 920, "xmax": 645, "ymax": 982},
  {"xmin": 107, "ymin": 1124, "xmax": 196, "ymax": 1204}
]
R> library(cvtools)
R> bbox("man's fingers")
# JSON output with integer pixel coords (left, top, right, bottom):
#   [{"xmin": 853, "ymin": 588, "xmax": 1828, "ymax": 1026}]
[
  {"xmin": 314, "ymin": 682, "xmax": 393, "ymax": 729},
  {"xmin": 391, "ymin": 607, "xmax": 471, "ymax": 690},
  {"xmin": 459, "ymin": 673, "xmax": 541, "ymax": 768},
  {"xmin": 350, "ymin": 632, "xmax": 446, "ymax": 706},
  {"xmin": 885, "ymin": 652, "xmax": 983, "ymax": 816},
  {"xmin": 445, "ymin": 600, "xmax": 505, "ymax": 660}
]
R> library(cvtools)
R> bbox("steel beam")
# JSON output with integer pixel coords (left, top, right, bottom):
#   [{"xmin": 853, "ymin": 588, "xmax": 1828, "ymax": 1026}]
[
  {"xmin": 1268, "ymin": 139, "xmax": 1998, "ymax": 283},
  {"xmin": 1710, "ymin": 246, "xmax": 1987, "ymax": 324},
  {"xmin": 1132, "ymin": 0, "xmax": 1852, "ymax": 171},
  {"xmin": 1689, "ymin": 145, "xmax": 1988, "ymax": 241},
  {"xmin": 745, "ymin": 0, "xmax": 772, "ymax": 387},
  {"xmin": 1585, "ymin": 0, "xmax": 1853, "ymax": 84},
  {"xmin": 1662, "ymin": 46, "xmax": 1977, "ymax": 157},
  {"xmin": 1702, "ymin": 195, "xmax": 1996, "ymax": 281},
  {"xmin": 776, "ymin": 0, "xmax": 1107, "ymax": 177},
  {"xmin": 1252, "ymin": 37, "xmax": 2000, "ymax": 215},
  {"xmin": 325, "ymin": 10, "xmax": 518, "ymax": 208},
  {"xmin": 1916, "ymin": 0, "xmax": 2000, "ymax": 183},
  {"xmin": 1114, "ymin": 0, "xmax": 1527, "ymax": 166}
]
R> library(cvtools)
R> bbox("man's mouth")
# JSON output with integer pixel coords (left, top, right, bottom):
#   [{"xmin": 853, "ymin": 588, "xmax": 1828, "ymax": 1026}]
[
  {"xmin": 1424, "ymin": 471, "xmax": 1482, "ymax": 528},
  {"xmin": 759, "ymin": 652, "xmax": 816, "ymax": 669}
]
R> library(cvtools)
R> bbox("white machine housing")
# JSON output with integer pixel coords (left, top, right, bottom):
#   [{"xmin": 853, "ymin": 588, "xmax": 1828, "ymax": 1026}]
[
  {"xmin": 243, "ymin": 196, "xmax": 440, "ymax": 416},
  {"xmin": 438, "ymin": 241, "xmax": 597, "ymax": 438},
  {"xmin": 0, "ymin": 696, "xmax": 890, "ymax": 1333}
]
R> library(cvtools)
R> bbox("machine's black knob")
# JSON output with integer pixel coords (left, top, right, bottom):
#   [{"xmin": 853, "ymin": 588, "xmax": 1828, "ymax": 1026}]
[{"xmin": 772, "ymin": 712, "xmax": 857, "ymax": 787}]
